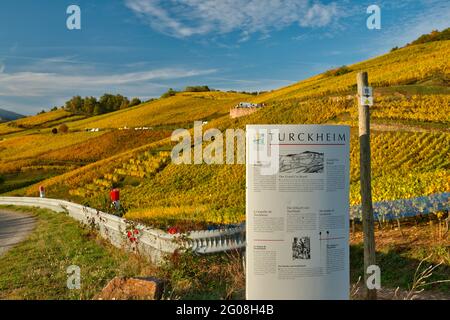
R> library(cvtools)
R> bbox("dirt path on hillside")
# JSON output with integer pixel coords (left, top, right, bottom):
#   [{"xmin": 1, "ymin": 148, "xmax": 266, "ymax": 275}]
[
  {"xmin": 0, "ymin": 210, "xmax": 36, "ymax": 257},
  {"xmin": 370, "ymin": 123, "xmax": 449, "ymax": 133}
]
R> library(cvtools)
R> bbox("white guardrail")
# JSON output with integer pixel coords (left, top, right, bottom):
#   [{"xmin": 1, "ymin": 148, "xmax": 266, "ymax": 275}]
[{"xmin": 0, "ymin": 197, "xmax": 246, "ymax": 263}]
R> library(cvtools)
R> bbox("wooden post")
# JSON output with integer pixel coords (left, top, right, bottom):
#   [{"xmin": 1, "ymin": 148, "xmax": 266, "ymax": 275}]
[{"xmin": 357, "ymin": 72, "xmax": 377, "ymax": 300}]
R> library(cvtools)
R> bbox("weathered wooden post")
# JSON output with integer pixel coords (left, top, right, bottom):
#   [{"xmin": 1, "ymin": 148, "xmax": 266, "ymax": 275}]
[{"xmin": 357, "ymin": 72, "xmax": 377, "ymax": 300}]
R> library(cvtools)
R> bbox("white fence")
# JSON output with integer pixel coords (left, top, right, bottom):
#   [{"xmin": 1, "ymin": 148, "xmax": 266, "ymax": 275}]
[{"xmin": 0, "ymin": 197, "xmax": 246, "ymax": 263}]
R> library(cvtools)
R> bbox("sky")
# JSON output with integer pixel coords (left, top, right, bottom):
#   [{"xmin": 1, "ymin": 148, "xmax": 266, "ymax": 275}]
[{"xmin": 0, "ymin": 0, "xmax": 449, "ymax": 115}]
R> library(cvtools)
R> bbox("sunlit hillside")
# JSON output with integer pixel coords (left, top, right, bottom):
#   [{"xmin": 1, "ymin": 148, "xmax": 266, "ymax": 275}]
[
  {"xmin": 1, "ymin": 40, "xmax": 449, "ymax": 230},
  {"xmin": 0, "ymin": 91, "xmax": 249, "ymax": 194},
  {"xmin": 0, "ymin": 109, "xmax": 86, "ymax": 136},
  {"xmin": 251, "ymin": 41, "xmax": 450, "ymax": 104},
  {"xmin": 66, "ymin": 91, "xmax": 250, "ymax": 130}
]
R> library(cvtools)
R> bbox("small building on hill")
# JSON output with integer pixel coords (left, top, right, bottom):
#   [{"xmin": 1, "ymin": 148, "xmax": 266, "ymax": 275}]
[{"xmin": 230, "ymin": 102, "xmax": 265, "ymax": 119}]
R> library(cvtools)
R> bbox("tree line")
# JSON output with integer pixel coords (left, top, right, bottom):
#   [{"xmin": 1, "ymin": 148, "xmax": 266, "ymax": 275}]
[
  {"xmin": 391, "ymin": 28, "xmax": 450, "ymax": 52},
  {"xmin": 63, "ymin": 94, "xmax": 142, "ymax": 116}
]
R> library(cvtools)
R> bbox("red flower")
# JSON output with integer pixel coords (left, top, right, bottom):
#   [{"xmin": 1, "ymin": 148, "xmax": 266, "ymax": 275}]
[
  {"xmin": 134, "ymin": 229, "xmax": 139, "ymax": 234},
  {"xmin": 168, "ymin": 227, "xmax": 178, "ymax": 235},
  {"xmin": 127, "ymin": 231, "xmax": 132, "ymax": 238}
]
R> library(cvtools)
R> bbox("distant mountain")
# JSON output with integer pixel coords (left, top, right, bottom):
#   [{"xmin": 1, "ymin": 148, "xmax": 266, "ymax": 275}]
[{"xmin": 0, "ymin": 108, "xmax": 24, "ymax": 122}]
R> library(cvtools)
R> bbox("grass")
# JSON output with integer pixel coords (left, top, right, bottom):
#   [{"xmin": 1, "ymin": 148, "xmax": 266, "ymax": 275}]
[
  {"xmin": 0, "ymin": 170, "xmax": 61, "ymax": 194},
  {"xmin": 350, "ymin": 219, "xmax": 450, "ymax": 295},
  {"xmin": 0, "ymin": 206, "xmax": 447, "ymax": 299},
  {"xmin": 160, "ymin": 219, "xmax": 449, "ymax": 300},
  {"xmin": 0, "ymin": 205, "xmax": 244, "ymax": 300},
  {"xmin": 0, "ymin": 206, "xmax": 155, "ymax": 299}
]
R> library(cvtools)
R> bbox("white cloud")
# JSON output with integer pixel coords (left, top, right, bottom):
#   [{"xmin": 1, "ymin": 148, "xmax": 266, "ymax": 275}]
[
  {"xmin": 0, "ymin": 67, "xmax": 217, "ymax": 97},
  {"xmin": 125, "ymin": 0, "xmax": 340, "ymax": 39}
]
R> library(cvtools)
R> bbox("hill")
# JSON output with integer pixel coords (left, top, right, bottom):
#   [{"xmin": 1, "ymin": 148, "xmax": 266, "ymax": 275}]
[
  {"xmin": 0, "ymin": 108, "xmax": 24, "ymax": 122},
  {"xmin": 407, "ymin": 27, "xmax": 450, "ymax": 47},
  {"xmin": 0, "ymin": 91, "xmax": 249, "ymax": 194},
  {"xmin": 66, "ymin": 91, "xmax": 250, "ymax": 130},
  {"xmin": 1, "ymin": 39, "xmax": 444, "ymax": 230}
]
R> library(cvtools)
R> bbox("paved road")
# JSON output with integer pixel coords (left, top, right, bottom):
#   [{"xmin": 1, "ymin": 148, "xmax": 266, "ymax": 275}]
[{"xmin": 0, "ymin": 210, "xmax": 36, "ymax": 257}]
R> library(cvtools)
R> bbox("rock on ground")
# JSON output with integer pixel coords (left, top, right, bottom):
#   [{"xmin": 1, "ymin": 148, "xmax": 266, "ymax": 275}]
[{"xmin": 95, "ymin": 277, "xmax": 164, "ymax": 300}]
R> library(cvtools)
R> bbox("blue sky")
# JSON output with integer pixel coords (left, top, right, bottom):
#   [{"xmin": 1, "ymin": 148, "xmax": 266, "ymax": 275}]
[{"xmin": 0, "ymin": 0, "xmax": 448, "ymax": 115}]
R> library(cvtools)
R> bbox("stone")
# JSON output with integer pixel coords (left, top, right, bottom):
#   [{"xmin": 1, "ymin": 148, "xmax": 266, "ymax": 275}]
[{"xmin": 95, "ymin": 276, "xmax": 163, "ymax": 300}]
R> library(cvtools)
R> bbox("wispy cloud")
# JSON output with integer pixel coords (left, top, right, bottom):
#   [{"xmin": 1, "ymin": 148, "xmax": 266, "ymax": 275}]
[
  {"xmin": 366, "ymin": 0, "xmax": 450, "ymax": 55},
  {"xmin": 125, "ymin": 0, "xmax": 340, "ymax": 40},
  {"xmin": 0, "ymin": 60, "xmax": 217, "ymax": 114},
  {"xmin": 0, "ymin": 67, "xmax": 217, "ymax": 97}
]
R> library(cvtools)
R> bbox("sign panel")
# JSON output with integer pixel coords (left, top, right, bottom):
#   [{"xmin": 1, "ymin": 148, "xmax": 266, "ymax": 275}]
[
  {"xmin": 246, "ymin": 125, "xmax": 350, "ymax": 300},
  {"xmin": 360, "ymin": 96, "xmax": 373, "ymax": 106},
  {"xmin": 362, "ymin": 86, "xmax": 372, "ymax": 97}
]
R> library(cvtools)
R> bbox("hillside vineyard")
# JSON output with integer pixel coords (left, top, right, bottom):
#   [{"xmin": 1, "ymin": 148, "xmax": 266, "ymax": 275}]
[{"xmin": 0, "ymin": 40, "xmax": 448, "ymax": 229}]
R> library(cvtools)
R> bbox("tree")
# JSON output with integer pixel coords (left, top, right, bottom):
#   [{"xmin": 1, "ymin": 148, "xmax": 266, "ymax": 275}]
[
  {"xmin": 185, "ymin": 85, "xmax": 210, "ymax": 92},
  {"xmin": 93, "ymin": 104, "xmax": 103, "ymax": 116},
  {"xmin": 161, "ymin": 88, "xmax": 177, "ymax": 98},
  {"xmin": 58, "ymin": 123, "xmax": 69, "ymax": 133},
  {"xmin": 120, "ymin": 97, "xmax": 130, "ymax": 110},
  {"xmin": 65, "ymin": 96, "xmax": 83, "ymax": 113},
  {"xmin": 324, "ymin": 65, "xmax": 351, "ymax": 77},
  {"xmin": 129, "ymin": 98, "xmax": 142, "ymax": 107},
  {"xmin": 83, "ymin": 97, "xmax": 97, "ymax": 115},
  {"xmin": 405, "ymin": 28, "xmax": 449, "ymax": 47}
]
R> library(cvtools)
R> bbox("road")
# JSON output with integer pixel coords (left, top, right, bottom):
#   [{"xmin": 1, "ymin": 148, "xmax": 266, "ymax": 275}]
[{"xmin": 0, "ymin": 210, "xmax": 36, "ymax": 257}]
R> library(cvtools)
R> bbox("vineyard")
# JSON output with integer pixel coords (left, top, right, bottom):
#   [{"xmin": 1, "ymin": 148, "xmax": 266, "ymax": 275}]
[
  {"xmin": 10, "ymin": 109, "xmax": 81, "ymax": 128},
  {"xmin": 0, "ymin": 131, "xmax": 104, "ymax": 161},
  {"xmin": 66, "ymin": 91, "xmax": 250, "ymax": 130},
  {"xmin": 0, "ymin": 109, "xmax": 86, "ymax": 137},
  {"xmin": 55, "ymin": 130, "xmax": 448, "ymax": 228},
  {"xmin": 0, "ymin": 40, "xmax": 448, "ymax": 230},
  {"xmin": 251, "ymin": 41, "xmax": 450, "ymax": 104}
]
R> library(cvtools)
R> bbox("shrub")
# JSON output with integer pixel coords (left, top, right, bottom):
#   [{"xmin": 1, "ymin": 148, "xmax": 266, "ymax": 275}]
[
  {"xmin": 129, "ymin": 98, "xmax": 142, "ymax": 107},
  {"xmin": 161, "ymin": 88, "xmax": 177, "ymax": 98},
  {"xmin": 408, "ymin": 28, "xmax": 450, "ymax": 46},
  {"xmin": 58, "ymin": 124, "xmax": 69, "ymax": 133},
  {"xmin": 324, "ymin": 65, "xmax": 352, "ymax": 77},
  {"xmin": 0, "ymin": 175, "xmax": 4, "ymax": 184},
  {"xmin": 184, "ymin": 85, "xmax": 210, "ymax": 92}
]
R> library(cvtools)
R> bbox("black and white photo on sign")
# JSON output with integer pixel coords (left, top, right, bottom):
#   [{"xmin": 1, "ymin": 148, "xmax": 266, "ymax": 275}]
[
  {"xmin": 279, "ymin": 151, "xmax": 324, "ymax": 173},
  {"xmin": 292, "ymin": 236, "xmax": 311, "ymax": 260}
]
